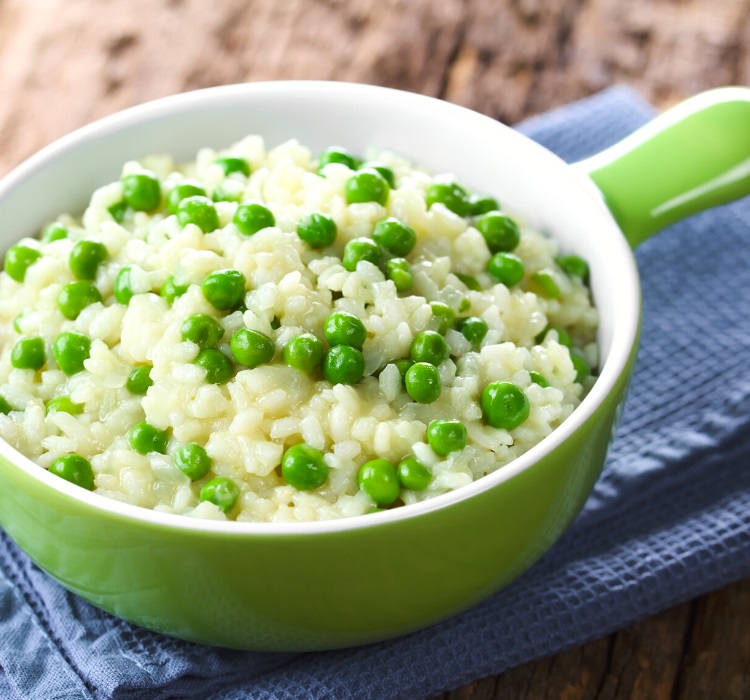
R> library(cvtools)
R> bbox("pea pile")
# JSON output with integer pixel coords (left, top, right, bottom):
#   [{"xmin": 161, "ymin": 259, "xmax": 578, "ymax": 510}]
[{"xmin": 0, "ymin": 136, "xmax": 598, "ymax": 521}]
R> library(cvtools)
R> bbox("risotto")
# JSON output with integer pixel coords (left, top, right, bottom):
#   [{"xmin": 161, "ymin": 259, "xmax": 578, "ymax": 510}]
[{"xmin": 0, "ymin": 138, "xmax": 598, "ymax": 522}]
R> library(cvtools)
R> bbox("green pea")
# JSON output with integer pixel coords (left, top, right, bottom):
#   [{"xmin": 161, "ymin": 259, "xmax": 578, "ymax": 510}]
[
  {"xmin": 458, "ymin": 297, "xmax": 471, "ymax": 313},
  {"xmin": 234, "ymin": 203, "xmax": 275, "ymax": 236},
  {"xmin": 386, "ymin": 258, "xmax": 413, "ymax": 292},
  {"xmin": 488, "ymin": 252, "xmax": 525, "ymax": 287},
  {"xmin": 194, "ymin": 348, "xmax": 234, "ymax": 384},
  {"xmin": 322, "ymin": 345, "xmax": 365, "ymax": 385},
  {"xmin": 161, "ymin": 276, "xmax": 189, "ymax": 304},
  {"xmin": 455, "ymin": 273, "xmax": 481, "ymax": 291},
  {"xmin": 167, "ymin": 181, "xmax": 207, "ymax": 214},
  {"xmin": 114, "ymin": 266, "xmax": 137, "ymax": 305},
  {"xmin": 404, "ymin": 362, "xmax": 441, "ymax": 403},
  {"xmin": 531, "ymin": 269, "xmax": 561, "ymax": 298},
  {"xmin": 397, "ymin": 457, "xmax": 431, "ymax": 491},
  {"xmin": 477, "ymin": 212, "xmax": 521, "ymax": 253},
  {"xmin": 429, "ymin": 302, "xmax": 455, "ymax": 334},
  {"xmin": 362, "ymin": 161, "xmax": 396, "ymax": 188},
  {"xmin": 270, "ymin": 317, "xmax": 281, "ymax": 330},
  {"xmin": 282, "ymin": 334, "xmax": 324, "ymax": 374},
  {"xmin": 556, "ymin": 254, "xmax": 589, "ymax": 282},
  {"xmin": 215, "ymin": 156, "xmax": 251, "ymax": 177},
  {"xmin": 122, "ymin": 171, "xmax": 161, "ymax": 212},
  {"xmin": 200, "ymin": 476, "xmax": 240, "ymax": 512},
  {"xmin": 410, "ymin": 330, "xmax": 449, "ymax": 366},
  {"xmin": 529, "ymin": 370, "xmax": 550, "ymax": 388},
  {"xmin": 481, "ymin": 381, "xmax": 530, "ymax": 430},
  {"xmin": 394, "ymin": 359, "xmax": 414, "ymax": 388},
  {"xmin": 0, "ymin": 396, "xmax": 12, "ymax": 414},
  {"xmin": 318, "ymin": 146, "xmax": 360, "ymax": 172},
  {"xmin": 177, "ymin": 195, "xmax": 220, "ymax": 233},
  {"xmin": 358, "ymin": 459, "xmax": 400, "ymax": 505},
  {"xmin": 372, "ymin": 217, "xmax": 416, "ymax": 257},
  {"xmin": 281, "ymin": 443, "xmax": 329, "ymax": 490},
  {"xmin": 48, "ymin": 454, "xmax": 94, "ymax": 490},
  {"xmin": 345, "ymin": 168, "xmax": 390, "ymax": 206},
  {"xmin": 174, "ymin": 442, "xmax": 212, "ymax": 480},
  {"xmin": 342, "ymin": 237, "xmax": 380, "ymax": 272},
  {"xmin": 45, "ymin": 396, "xmax": 83, "ymax": 415},
  {"xmin": 53, "ymin": 331, "xmax": 91, "ymax": 376},
  {"xmin": 201, "ymin": 269, "xmax": 246, "ymax": 311},
  {"xmin": 129, "ymin": 421, "xmax": 169, "ymax": 455},
  {"xmin": 469, "ymin": 194, "xmax": 500, "ymax": 216},
  {"xmin": 324, "ymin": 311, "xmax": 366, "ymax": 350},
  {"xmin": 11, "ymin": 337, "xmax": 45, "ymax": 370},
  {"xmin": 42, "ymin": 223, "xmax": 69, "ymax": 243},
  {"xmin": 108, "ymin": 201, "xmax": 128, "ymax": 223},
  {"xmin": 57, "ymin": 281, "xmax": 102, "ymax": 320},
  {"xmin": 296, "ymin": 212, "xmax": 337, "ymax": 248},
  {"xmin": 536, "ymin": 326, "xmax": 573, "ymax": 348},
  {"xmin": 4, "ymin": 245, "xmax": 41, "ymax": 282},
  {"xmin": 181, "ymin": 314, "xmax": 224, "ymax": 348},
  {"xmin": 570, "ymin": 351, "xmax": 591, "ymax": 383},
  {"xmin": 126, "ymin": 365, "xmax": 153, "ymax": 395},
  {"xmin": 231, "ymin": 328, "xmax": 275, "ymax": 368},
  {"xmin": 425, "ymin": 181, "xmax": 470, "ymax": 217},
  {"xmin": 427, "ymin": 419, "xmax": 467, "ymax": 456},
  {"xmin": 455, "ymin": 316, "xmax": 488, "ymax": 347},
  {"xmin": 69, "ymin": 240, "xmax": 108, "ymax": 280}
]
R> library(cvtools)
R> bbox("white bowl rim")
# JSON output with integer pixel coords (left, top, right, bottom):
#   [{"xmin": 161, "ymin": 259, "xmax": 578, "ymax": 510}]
[{"xmin": 0, "ymin": 80, "xmax": 641, "ymax": 536}]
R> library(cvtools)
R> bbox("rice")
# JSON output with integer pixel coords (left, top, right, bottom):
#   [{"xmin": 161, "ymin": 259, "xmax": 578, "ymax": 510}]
[{"xmin": 0, "ymin": 137, "xmax": 598, "ymax": 522}]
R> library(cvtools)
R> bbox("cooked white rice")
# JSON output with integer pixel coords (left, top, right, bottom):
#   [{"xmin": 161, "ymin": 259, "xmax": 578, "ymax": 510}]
[{"xmin": 0, "ymin": 136, "xmax": 598, "ymax": 522}]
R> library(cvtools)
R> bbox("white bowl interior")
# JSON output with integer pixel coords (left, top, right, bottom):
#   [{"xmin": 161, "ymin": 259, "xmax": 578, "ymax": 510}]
[{"xmin": 0, "ymin": 81, "xmax": 640, "ymax": 532}]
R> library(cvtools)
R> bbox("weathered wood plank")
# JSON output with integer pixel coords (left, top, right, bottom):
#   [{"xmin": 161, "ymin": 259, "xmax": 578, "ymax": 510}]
[
  {"xmin": 443, "ymin": 0, "xmax": 750, "ymax": 121},
  {"xmin": 595, "ymin": 602, "xmax": 692, "ymax": 700},
  {"xmin": 0, "ymin": 0, "xmax": 468, "ymax": 174},
  {"xmin": 1, "ymin": 0, "xmax": 750, "ymax": 174},
  {"xmin": 676, "ymin": 579, "xmax": 750, "ymax": 700}
]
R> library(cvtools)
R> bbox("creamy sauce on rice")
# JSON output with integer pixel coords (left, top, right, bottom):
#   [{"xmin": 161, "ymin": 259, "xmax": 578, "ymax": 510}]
[{"xmin": 0, "ymin": 137, "xmax": 598, "ymax": 522}]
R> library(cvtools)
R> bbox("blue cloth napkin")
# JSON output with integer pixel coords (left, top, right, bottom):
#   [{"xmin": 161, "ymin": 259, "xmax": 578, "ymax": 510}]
[{"xmin": 2, "ymin": 86, "xmax": 750, "ymax": 700}]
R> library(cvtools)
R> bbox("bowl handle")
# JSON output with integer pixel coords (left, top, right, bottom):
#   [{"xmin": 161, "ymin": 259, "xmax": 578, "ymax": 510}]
[{"xmin": 574, "ymin": 87, "xmax": 750, "ymax": 248}]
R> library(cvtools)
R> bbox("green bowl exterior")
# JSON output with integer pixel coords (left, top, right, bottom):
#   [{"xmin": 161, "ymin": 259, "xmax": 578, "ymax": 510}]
[
  {"xmin": 0, "ymin": 82, "xmax": 647, "ymax": 653},
  {"xmin": 0, "ymin": 341, "xmax": 637, "ymax": 651}
]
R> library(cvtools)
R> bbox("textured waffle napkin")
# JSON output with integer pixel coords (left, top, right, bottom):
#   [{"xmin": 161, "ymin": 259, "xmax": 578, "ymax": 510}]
[{"xmin": 1, "ymin": 86, "xmax": 750, "ymax": 700}]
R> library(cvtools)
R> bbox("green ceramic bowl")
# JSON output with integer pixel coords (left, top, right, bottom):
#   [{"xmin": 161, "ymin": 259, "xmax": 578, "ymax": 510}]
[{"xmin": 0, "ymin": 83, "xmax": 748, "ymax": 651}]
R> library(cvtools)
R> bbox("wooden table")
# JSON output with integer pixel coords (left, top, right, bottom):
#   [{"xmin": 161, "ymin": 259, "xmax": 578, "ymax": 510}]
[{"xmin": 1, "ymin": 1, "xmax": 748, "ymax": 697}]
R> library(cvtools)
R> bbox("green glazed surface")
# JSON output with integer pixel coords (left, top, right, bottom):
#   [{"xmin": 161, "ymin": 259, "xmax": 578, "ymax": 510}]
[{"xmin": 582, "ymin": 87, "xmax": 750, "ymax": 247}]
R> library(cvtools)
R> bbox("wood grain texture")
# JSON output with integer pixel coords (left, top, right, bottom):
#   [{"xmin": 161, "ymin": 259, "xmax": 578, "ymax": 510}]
[
  {"xmin": 1, "ymin": 0, "xmax": 750, "ymax": 173},
  {"xmin": 0, "ymin": 0, "xmax": 748, "ymax": 697},
  {"xmin": 435, "ymin": 582, "xmax": 750, "ymax": 700}
]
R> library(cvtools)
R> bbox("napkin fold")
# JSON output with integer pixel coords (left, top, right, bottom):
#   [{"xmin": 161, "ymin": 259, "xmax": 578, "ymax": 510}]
[{"xmin": 2, "ymin": 86, "xmax": 750, "ymax": 700}]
